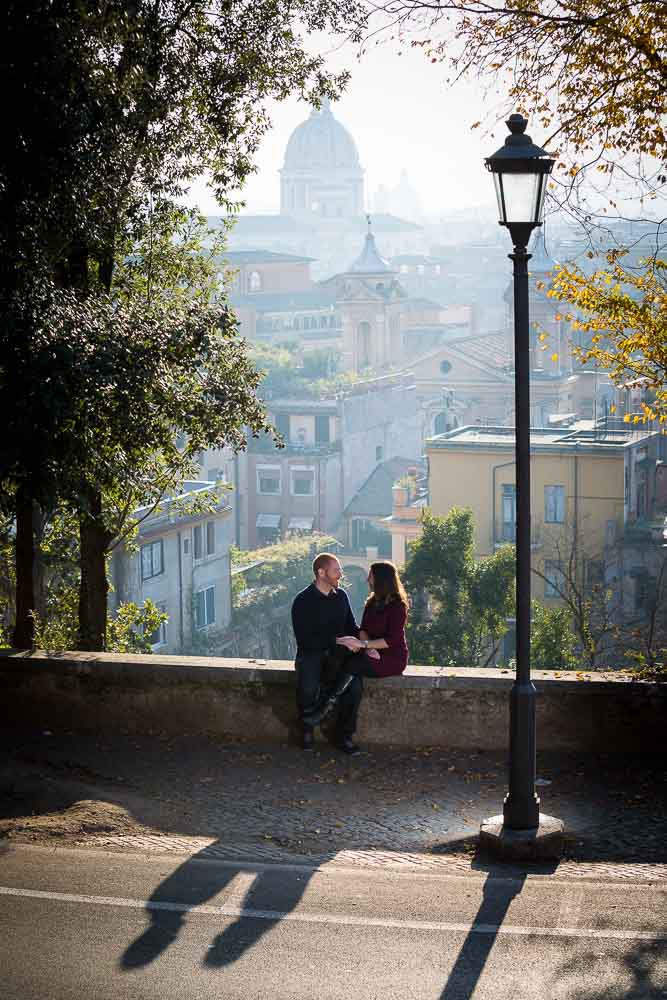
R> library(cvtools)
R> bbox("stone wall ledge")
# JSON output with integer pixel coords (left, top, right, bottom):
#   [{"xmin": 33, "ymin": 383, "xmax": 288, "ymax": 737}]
[
  {"xmin": 1, "ymin": 649, "xmax": 660, "ymax": 692},
  {"xmin": 1, "ymin": 650, "xmax": 664, "ymax": 751}
]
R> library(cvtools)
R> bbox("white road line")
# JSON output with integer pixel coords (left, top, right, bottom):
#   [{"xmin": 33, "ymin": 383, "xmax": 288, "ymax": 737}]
[
  {"xmin": 1, "ymin": 885, "xmax": 664, "ymax": 942},
  {"xmin": 556, "ymin": 886, "xmax": 585, "ymax": 931}
]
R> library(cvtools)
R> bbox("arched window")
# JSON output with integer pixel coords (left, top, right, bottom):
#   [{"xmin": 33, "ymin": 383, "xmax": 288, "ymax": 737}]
[
  {"xmin": 248, "ymin": 270, "xmax": 262, "ymax": 293},
  {"xmin": 440, "ymin": 360, "xmax": 452, "ymax": 375},
  {"xmin": 293, "ymin": 317, "xmax": 301, "ymax": 331},
  {"xmin": 319, "ymin": 316, "xmax": 327, "ymax": 328}
]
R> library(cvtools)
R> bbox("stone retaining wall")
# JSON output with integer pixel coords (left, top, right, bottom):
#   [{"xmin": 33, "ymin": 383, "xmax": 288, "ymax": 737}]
[{"xmin": 1, "ymin": 650, "xmax": 664, "ymax": 752}]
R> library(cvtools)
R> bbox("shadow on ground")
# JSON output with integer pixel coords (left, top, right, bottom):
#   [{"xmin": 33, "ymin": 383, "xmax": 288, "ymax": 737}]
[{"xmin": 1, "ymin": 727, "xmax": 666, "ymax": 994}]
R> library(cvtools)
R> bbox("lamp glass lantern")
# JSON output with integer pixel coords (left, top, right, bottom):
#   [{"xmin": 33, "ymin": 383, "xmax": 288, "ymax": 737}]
[{"xmin": 485, "ymin": 114, "xmax": 555, "ymax": 240}]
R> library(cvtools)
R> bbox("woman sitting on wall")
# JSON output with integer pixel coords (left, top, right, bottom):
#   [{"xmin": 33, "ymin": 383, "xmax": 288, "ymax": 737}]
[{"xmin": 302, "ymin": 560, "xmax": 409, "ymax": 727}]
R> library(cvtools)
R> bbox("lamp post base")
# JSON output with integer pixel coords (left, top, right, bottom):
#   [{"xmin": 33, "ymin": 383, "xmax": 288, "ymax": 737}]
[{"xmin": 480, "ymin": 814, "xmax": 565, "ymax": 862}]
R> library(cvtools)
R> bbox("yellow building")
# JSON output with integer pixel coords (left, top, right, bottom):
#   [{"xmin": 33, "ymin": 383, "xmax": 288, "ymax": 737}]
[{"xmin": 391, "ymin": 421, "xmax": 630, "ymax": 603}]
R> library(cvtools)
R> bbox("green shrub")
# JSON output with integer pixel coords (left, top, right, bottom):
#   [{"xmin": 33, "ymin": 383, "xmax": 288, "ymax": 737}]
[{"xmin": 531, "ymin": 601, "xmax": 577, "ymax": 670}]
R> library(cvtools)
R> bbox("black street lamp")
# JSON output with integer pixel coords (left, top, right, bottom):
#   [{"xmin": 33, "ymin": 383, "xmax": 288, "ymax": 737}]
[{"xmin": 480, "ymin": 114, "xmax": 564, "ymax": 858}]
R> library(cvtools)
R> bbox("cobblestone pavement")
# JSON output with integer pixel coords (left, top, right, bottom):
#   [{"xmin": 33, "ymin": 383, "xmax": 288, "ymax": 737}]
[{"xmin": 1, "ymin": 726, "xmax": 666, "ymax": 881}]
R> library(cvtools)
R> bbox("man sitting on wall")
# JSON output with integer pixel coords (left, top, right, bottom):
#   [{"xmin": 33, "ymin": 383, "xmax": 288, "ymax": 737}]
[{"xmin": 291, "ymin": 553, "xmax": 368, "ymax": 755}]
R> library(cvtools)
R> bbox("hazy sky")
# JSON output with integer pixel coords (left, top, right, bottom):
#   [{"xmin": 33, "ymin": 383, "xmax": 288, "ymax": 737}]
[{"xmin": 184, "ymin": 33, "xmax": 515, "ymax": 218}]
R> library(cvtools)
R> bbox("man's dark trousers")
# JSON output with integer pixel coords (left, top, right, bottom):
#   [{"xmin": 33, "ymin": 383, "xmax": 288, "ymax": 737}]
[{"xmin": 296, "ymin": 651, "xmax": 363, "ymax": 738}]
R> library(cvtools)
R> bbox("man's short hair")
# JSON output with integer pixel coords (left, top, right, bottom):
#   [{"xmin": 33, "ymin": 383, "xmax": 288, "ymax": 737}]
[{"xmin": 313, "ymin": 552, "xmax": 337, "ymax": 577}]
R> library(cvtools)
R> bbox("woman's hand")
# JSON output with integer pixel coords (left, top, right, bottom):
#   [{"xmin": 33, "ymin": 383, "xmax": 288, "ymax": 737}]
[
  {"xmin": 366, "ymin": 648, "xmax": 381, "ymax": 660},
  {"xmin": 336, "ymin": 635, "xmax": 364, "ymax": 651}
]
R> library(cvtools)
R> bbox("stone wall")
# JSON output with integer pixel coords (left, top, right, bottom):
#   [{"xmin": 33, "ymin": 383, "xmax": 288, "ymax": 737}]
[{"xmin": 1, "ymin": 651, "xmax": 664, "ymax": 752}]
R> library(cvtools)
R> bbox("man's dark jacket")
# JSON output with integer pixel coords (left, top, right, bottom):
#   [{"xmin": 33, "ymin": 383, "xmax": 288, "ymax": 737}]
[{"xmin": 291, "ymin": 583, "xmax": 359, "ymax": 657}]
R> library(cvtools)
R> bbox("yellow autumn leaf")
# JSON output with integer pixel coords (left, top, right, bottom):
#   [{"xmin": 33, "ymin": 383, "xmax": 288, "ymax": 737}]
[
  {"xmin": 538, "ymin": 333, "xmax": 547, "ymax": 342},
  {"xmin": 624, "ymin": 414, "xmax": 631, "ymax": 423},
  {"xmin": 610, "ymin": 404, "xmax": 616, "ymax": 413},
  {"xmin": 551, "ymin": 353, "xmax": 558, "ymax": 362}
]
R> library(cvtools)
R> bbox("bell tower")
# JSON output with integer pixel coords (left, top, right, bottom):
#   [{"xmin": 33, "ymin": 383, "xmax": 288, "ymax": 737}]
[{"xmin": 337, "ymin": 219, "xmax": 405, "ymax": 372}]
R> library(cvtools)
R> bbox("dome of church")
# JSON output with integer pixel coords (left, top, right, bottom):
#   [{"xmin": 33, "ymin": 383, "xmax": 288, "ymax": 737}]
[{"xmin": 283, "ymin": 100, "xmax": 360, "ymax": 170}]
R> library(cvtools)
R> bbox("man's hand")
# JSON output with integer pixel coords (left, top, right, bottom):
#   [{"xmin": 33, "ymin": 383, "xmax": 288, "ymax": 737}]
[
  {"xmin": 336, "ymin": 635, "xmax": 364, "ymax": 651},
  {"xmin": 336, "ymin": 636, "xmax": 380, "ymax": 660}
]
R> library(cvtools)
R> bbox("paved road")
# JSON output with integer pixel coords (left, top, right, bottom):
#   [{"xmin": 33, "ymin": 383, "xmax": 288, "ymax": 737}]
[{"xmin": 1, "ymin": 844, "xmax": 665, "ymax": 999}]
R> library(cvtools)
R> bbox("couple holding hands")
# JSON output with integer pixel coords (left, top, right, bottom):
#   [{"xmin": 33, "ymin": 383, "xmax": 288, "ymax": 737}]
[{"xmin": 290, "ymin": 552, "xmax": 409, "ymax": 755}]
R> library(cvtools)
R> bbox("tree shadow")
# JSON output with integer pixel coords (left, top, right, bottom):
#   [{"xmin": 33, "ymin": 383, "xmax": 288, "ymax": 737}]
[{"xmin": 553, "ymin": 939, "xmax": 667, "ymax": 999}]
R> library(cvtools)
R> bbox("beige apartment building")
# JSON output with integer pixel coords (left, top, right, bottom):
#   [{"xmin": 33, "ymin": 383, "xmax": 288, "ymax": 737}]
[{"xmin": 391, "ymin": 421, "xmax": 630, "ymax": 604}]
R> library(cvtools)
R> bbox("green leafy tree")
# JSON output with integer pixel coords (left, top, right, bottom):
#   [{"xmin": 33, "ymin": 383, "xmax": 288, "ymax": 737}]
[
  {"xmin": 0, "ymin": 517, "xmax": 14, "ymax": 646},
  {"xmin": 197, "ymin": 534, "xmax": 339, "ymax": 657},
  {"xmin": 301, "ymin": 348, "xmax": 340, "ymax": 380},
  {"xmin": 530, "ymin": 601, "xmax": 577, "ymax": 670},
  {"xmin": 32, "ymin": 588, "xmax": 167, "ymax": 655},
  {"xmin": 3, "ymin": 266, "xmax": 269, "ymax": 650},
  {"xmin": 1, "ymin": 0, "xmax": 361, "ymax": 648},
  {"xmin": 250, "ymin": 343, "xmax": 310, "ymax": 400},
  {"xmin": 403, "ymin": 508, "xmax": 515, "ymax": 666},
  {"xmin": 251, "ymin": 342, "xmax": 358, "ymax": 402}
]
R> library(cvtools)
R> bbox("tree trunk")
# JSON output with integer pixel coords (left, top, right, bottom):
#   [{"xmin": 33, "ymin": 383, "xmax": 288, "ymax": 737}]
[
  {"xmin": 33, "ymin": 505, "xmax": 46, "ymax": 623},
  {"xmin": 77, "ymin": 489, "xmax": 110, "ymax": 651},
  {"xmin": 12, "ymin": 488, "xmax": 36, "ymax": 648}
]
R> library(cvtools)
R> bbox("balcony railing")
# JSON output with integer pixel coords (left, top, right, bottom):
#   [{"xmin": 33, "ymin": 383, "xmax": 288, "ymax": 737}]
[{"xmin": 249, "ymin": 435, "xmax": 341, "ymax": 456}]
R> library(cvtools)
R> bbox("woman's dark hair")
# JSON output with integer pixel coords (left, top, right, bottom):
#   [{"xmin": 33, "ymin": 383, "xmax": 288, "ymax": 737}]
[{"xmin": 365, "ymin": 560, "xmax": 409, "ymax": 610}]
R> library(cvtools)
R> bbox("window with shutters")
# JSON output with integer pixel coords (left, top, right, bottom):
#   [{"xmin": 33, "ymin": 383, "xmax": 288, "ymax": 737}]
[
  {"xmin": 141, "ymin": 540, "xmax": 163, "ymax": 580},
  {"xmin": 544, "ymin": 485, "xmax": 565, "ymax": 523},
  {"xmin": 257, "ymin": 466, "xmax": 281, "ymax": 494},
  {"xmin": 315, "ymin": 415, "xmax": 330, "ymax": 444},
  {"xmin": 291, "ymin": 469, "xmax": 314, "ymax": 496},
  {"xmin": 195, "ymin": 586, "xmax": 215, "ymax": 629},
  {"xmin": 149, "ymin": 603, "xmax": 168, "ymax": 647},
  {"xmin": 501, "ymin": 485, "xmax": 516, "ymax": 542},
  {"xmin": 193, "ymin": 524, "xmax": 203, "ymax": 560},
  {"xmin": 544, "ymin": 560, "xmax": 566, "ymax": 599}
]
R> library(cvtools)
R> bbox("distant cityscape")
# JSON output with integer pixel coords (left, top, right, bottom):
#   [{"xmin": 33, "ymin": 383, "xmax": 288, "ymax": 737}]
[{"xmin": 110, "ymin": 101, "xmax": 666, "ymax": 664}]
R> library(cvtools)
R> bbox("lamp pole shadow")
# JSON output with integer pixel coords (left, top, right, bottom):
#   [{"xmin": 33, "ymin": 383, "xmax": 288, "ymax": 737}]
[{"xmin": 438, "ymin": 872, "xmax": 527, "ymax": 1000}]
